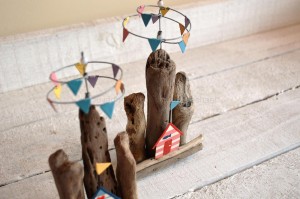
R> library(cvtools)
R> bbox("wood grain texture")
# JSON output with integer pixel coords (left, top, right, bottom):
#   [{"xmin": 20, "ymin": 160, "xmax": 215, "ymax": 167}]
[
  {"xmin": 1, "ymin": 0, "xmax": 300, "ymax": 92},
  {"xmin": 48, "ymin": 149, "xmax": 85, "ymax": 199},
  {"xmin": 79, "ymin": 106, "xmax": 118, "ymax": 198}
]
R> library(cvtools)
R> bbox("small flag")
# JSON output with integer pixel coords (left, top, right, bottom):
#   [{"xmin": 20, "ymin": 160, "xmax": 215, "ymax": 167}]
[
  {"xmin": 87, "ymin": 76, "xmax": 98, "ymax": 88},
  {"xmin": 141, "ymin": 13, "xmax": 152, "ymax": 27},
  {"xmin": 183, "ymin": 32, "xmax": 190, "ymax": 45},
  {"xmin": 76, "ymin": 98, "xmax": 91, "ymax": 114},
  {"xmin": 112, "ymin": 64, "xmax": 119, "ymax": 78},
  {"xmin": 54, "ymin": 84, "xmax": 62, "ymax": 99},
  {"xmin": 170, "ymin": 100, "xmax": 180, "ymax": 110},
  {"xmin": 75, "ymin": 62, "xmax": 86, "ymax": 75},
  {"xmin": 179, "ymin": 23, "xmax": 185, "ymax": 35},
  {"xmin": 123, "ymin": 28, "xmax": 129, "ymax": 42},
  {"xmin": 148, "ymin": 38, "xmax": 161, "ymax": 52},
  {"xmin": 50, "ymin": 72, "xmax": 59, "ymax": 86},
  {"xmin": 152, "ymin": 14, "xmax": 159, "ymax": 24},
  {"xmin": 160, "ymin": 7, "xmax": 170, "ymax": 17},
  {"xmin": 179, "ymin": 41, "xmax": 186, "ymax": 53},
  {"xmin": 123, "ymin": 17, "xmax": 130, "ymax": 27},
  {"xmin": 96, "ymin": 163, "xmax": 112, "ymax": 175},
  {"xmin": 67, "ymin": 79, "xmax": 82, "ymax": 96},
  {"xmin": 185, "ymin": 16, "xmax": 190, "ymax": 29},
  {"xmin": 115, "ymin": 80, "xmax": 122, "ymax": 94},
  {"xmin": 47, "ymin": 99, "xmax": 57, "ymax": 112},
  {"xmin": 100, "ymin": 101, "xmax": 115, "ymax": 119},
  {"xmin": 137, "ymin": 5, "xmax": 145, "ymax": 16}
]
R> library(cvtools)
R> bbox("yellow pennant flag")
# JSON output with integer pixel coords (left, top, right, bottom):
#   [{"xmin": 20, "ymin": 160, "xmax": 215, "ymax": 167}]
[
  {"xmin": 124, "ymin": 17, "xmax": 130, "ymax": 27},
  {"xmin": 75, "ymin": 63, "xmax": 86, "ymax": 76},
  {"xmin": 183, "ymin": 32, "xmax": 190, "ymax": 45},
  {"xmin": 115, "ymin": 80, "xmax": 122, "ymax": 94},
  {"xmin": 96, "ymin": 163, "xmax": 111, "ymax": 175},
  {"xmin": 54, "ymin": 84, "xmax": 62, "ymax": 99},
  {"xmin": 160, "ymin": 7, "xmax": 170, "ymax": 17}
]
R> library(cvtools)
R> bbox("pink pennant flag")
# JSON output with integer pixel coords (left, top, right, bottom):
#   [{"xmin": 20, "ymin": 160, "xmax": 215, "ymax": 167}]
[
  {"xmin": 50, "ymin": 72, "xmax": 59, "ymax": 86},
  {"xmin": 138, "ymin": 5, "xmax": 145, "ymax": 17}
]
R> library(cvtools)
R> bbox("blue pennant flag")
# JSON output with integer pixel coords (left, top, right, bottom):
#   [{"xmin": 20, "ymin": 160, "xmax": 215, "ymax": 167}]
[
  {"xmin": 179, "ymin": 41, "xmax": 186, "ymax": 53},
  {"xmin": 100, "ymin": 101, "xmax": 115, "ymax": 119},
  {"xmin": 141, "ymin": 13, "xmax": 152, "ymax": 27},
  {"xmin": 148, "ymin": 38, "xmax": 161, "ymax": 52},
  {"xmin": 170, "ymin": 100, "xmax": 180, "ymax": 110},
  {"xmin": 76, "ymin": 98, "xmax": 91, "ymax": 114},
  {"xmin": 67, "ymin": 79, "xmax": 82, "ymax": 96}
]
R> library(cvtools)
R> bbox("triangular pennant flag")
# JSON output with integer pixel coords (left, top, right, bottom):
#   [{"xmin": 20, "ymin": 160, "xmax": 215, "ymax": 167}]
[
  {"xmin": 183, "ymin": 32, "xmax": 190, "ymax": 45},
  {"xmin": 179, "ymin": 23, "xmax": 185, "ymax": 35},
  {"xmin": 87, "ymin": 76, "xmax": 98, "ymax": 88},
  {"xmin": 160, "ymin": 7, "xmax": 170, "ymax": 17},
  {"xmin": 185, "ymin": 16, "xmax": 190, "ymax": 29},
  {"xmin": 148, "ymin": 38, "xmax": 161, "ymax": 52},
  {"xmin": 137, "ymin": 5, "xmax": 145, "ymax": 16},
  {"xmin": 50, "ymin": 72, "xmax": 59, "ymax": 86},
  {"xmin": 152, "ymin": 14, "xmax": 159, "ymax": 24},
  {"xmin": 115, "ymin": 80, "xmax": 122, "ymax": 94},
  {"xmin": 123, "ymin": 17, "xmax": 130, "ymax": 27},
  {"xmin": 75, "ymin": 63, "xmax": 86, "ymax": 75},
  {"xmin": 67, "ymin": 79, "xmax": 82, "ymax": 96},
  {"xmin": 123, "ymin": 28, "xmax": 129, "ymax": 42},
  {"xmin": 100, "ymin": 101, "xmax": 115, "ymax": 119},
  {"xmin": 170, "ymin": 100, "xmax": 180, "ymax": 110},
  {"xmin": 179, "ymin": 41, "xmax": 186, "ymax": 53},
  {"xmin": 47, "ymin": 99, "xmax": 57, "ymax": 112},
  {"xmin": 54, "ymin": 84, "xmax": 62, "ymax": 99},
  {"xmin": 76, "ymin": 98, "xmax": 91, "ymax": 114},
  {"xmin": 96, "ymin": 163, "xmax": 111, "ymax": 175},
  {"xmin": 141, "ymin": 13, "xmax": 152, "ymax": 27},
  {"xmin": 112, "ymin": 64, "xmax": 119, "ymax": 78}
]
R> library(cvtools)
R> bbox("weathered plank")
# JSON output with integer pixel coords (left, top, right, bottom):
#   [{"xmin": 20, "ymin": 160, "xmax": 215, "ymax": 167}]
[
  {"xmin": 0, "ymin": 31, "xmax": 300, "ymax": 186},
  {"xmin": 1, "ymin": 80, "xmax": 300, "ymax": 199}
]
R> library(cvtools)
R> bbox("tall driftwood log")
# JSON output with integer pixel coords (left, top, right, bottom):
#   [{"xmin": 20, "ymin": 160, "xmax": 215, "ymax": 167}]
[
  {"xmin": 114, "ymin": 132, "xmax": 138, "ymax": 199},
  {"xmin": 173, "ymin": 72, "xmax": 194, "ymax": 145},
  {"xmin": 145, "ymin": 49, "xmax": 176, "ymax": 157},
  {"xmin": 124, "ymin": 93, "xmax": 146, "ymax": 163},
  {"xmin": 48, "ymin": 149, "xmax": 85, "ymax": 199},
  {"xmin": 79, "ymin": 106, "xmax": 118, "ymax": 198}
]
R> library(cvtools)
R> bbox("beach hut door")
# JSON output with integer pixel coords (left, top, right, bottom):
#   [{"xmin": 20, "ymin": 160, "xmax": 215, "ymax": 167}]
[{"xmin": 163, "ymin": 139, "xmax": 172, "ymax": 155}]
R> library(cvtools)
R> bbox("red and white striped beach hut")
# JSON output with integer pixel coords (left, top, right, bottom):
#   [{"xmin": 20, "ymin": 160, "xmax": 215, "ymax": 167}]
[{"xmin": 152, "ymin": 123, "xmax": 184, "ymax": 159}]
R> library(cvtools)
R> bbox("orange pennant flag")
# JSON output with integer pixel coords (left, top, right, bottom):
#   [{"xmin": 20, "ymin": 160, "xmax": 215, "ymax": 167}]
[
  {"xmin": 96, "ymin": 163, "xmax": 111, "ymax": 175},
  {"xmin": 115, "ymin": 80, "xmax": 122, "ymax": 94},
  {"xmin": 183, "ymin": 32, "xmax": 190, "ymax": 45},
  {"xmin": 179, "ymin": 23, "xmax": 185, "ymax": 35},
  {"xmin": 54, "ymin": 84, "xmax": 62, "ymax": 99},
  {"xmin": 75, "ymin": 63, "xmax": 86, "ymax": 76},
  {"xmin": 160, "ymin": 7, "xmax": 170, "ymax": 17}
]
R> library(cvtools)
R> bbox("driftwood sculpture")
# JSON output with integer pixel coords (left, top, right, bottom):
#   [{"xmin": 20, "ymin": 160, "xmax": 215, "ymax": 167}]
[
  {"xmin": 79, "ymin": 106, "xmax": 118, "ymax": 198},
  {"xmin": 173, "ymin": 72, "xmax": 194, "ymax": 145},
  {"xmin": 145, "ymin": 49, "xmax": 176, "ymax": 157},
  {"xmin": 124, "ymin": 93, "xmax": 146, "ymax": 163},
  {"xmin": 49, "ymin": 149, "xmax": 85, "ymax": 199},
  {"xmin": 114, "ymin": 132, "xmax": 138, "ymax": 199}
]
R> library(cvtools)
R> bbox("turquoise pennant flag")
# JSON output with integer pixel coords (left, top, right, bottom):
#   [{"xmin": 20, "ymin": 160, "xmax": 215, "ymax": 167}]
[
  {"xmin": 179, "ymin": 41, "xmax": 186, "ymax": 53},
  {"xmin": 100, "ymin": 101, "xmax": 115, "ymax": 119},
  {"xmin": 141, "ymin": 13, "xmax": 152, "ymax": 27},
  {"xmin": 76, "ymin": 98, "xmax": 91, "ymax": 114},
  {"xmin": 67, "ymin": 79, "xmax": 82, "ymax": 96},
  {"xmin": 148, "ymin": 38, "xmax": 161, "ymax": 52},
  {"xmin": 170, "ymin": 100, "xmax": 180, "ymax": 110}
]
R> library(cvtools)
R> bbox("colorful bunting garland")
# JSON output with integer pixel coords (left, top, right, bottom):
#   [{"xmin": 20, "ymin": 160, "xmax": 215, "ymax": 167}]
[{"xmin": 141, "ymin": 13, "xmax": 152, "ymax": 27}]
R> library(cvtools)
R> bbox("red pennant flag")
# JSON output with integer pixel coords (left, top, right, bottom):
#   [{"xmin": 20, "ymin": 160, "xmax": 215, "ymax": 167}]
[
  {"xmin": 123, "ymin": 28, "xmax": 129, "ymax": 42},
  {"xmin": 179, "ymin": 23, "xmax": 185, "ymax": 35},
  {"xmin": 47, "ymin": 99, "xmax": 57, "ymax": 112}
]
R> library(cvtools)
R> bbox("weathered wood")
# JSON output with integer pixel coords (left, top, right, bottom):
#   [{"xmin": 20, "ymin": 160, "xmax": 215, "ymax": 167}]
[
  {"xmin": 137, "ymin": 134, "xmax": 203, "ymax": 179},
  {"xmin": 48, "ymin": 149, "xmax": 85, "ymax": 199},
  {"xmin": 124, "ymin": 93, "xmax": 146, "ymax": 163},
  {"xmin": 173, "ymin": 72, "xmax": 194, "ymax": 145},
  {"xmin": 114, "ymin": 132, "xmax": 138, "ymax": 199},
  {"xmin": 79, "ymin": 106, "xmax": 118, "ymax": 198},
  {"xmin": 145, "ymin": 49, "xmax": 176, "ymax": 157}
]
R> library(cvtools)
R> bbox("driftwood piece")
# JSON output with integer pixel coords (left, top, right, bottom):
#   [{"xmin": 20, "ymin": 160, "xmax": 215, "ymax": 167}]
[
  {"xmin": 173, "ymin": 72, "xmax": 195, "ymax": 145},
  {"xmin": 136, "ymin": 134, "xmax": 203, "ymax": 179},
  {"xmin": 114, "ymin": 132, "xmax": 138, "ymax": 199},
  {"xmin": 124, "ymin": 93, "xmax": 146, "ymax": 163},
  {"xmin": 48, "ymin": 149, "xmax": 85, "ymax": 199},
  {"xmin": 145, "ymin": 49, "xmax": 176, "ymax": 157},
  {"xmin": 79, "ymin": 106, "xmax": 118, "ymax": 198}
]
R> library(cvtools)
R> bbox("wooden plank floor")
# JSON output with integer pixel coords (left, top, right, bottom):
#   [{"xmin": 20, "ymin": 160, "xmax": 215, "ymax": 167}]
[{"xmin": 0, "ymin": 24, "xmax": 300, "ymax": 198}]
